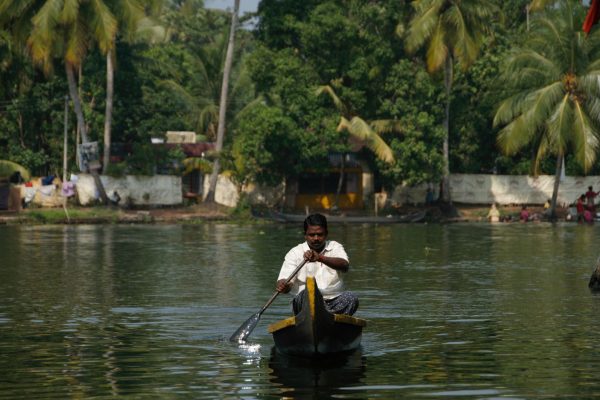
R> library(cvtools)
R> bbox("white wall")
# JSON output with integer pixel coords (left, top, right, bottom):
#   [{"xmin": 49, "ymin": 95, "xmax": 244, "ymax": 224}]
[
  {"xmin": 390, "ymin": 174, "xmax": 600, "ymax": 206},
  {"xmin": 76, "ymin": 174, "xmax": 182, "ymax": 206},
  {"xmin": 42, "ymin": 173, "xmax": 600, "ymax": 209}
]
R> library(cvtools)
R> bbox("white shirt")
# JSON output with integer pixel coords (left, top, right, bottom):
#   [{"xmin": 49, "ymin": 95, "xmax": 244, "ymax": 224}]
[{"xmin": 277, "ymin": 240, "xmax": 349, "ymax": 299}]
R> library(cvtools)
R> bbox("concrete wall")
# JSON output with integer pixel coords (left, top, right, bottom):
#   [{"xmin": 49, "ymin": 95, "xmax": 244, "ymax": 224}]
[
  {"xmin": 23, "ymin": 172, "xmax": 600, "ymax": 209},
  {"xmin": 77, "ymin": 174, "xmax": 182, "ymax": 206},
  {"xmin": 390, "ymin": 174, "xmax": 600, "ymax": 207},
  {"xmin": 211, "ymin": 173, "xmax": 599, "ymax": 209}
]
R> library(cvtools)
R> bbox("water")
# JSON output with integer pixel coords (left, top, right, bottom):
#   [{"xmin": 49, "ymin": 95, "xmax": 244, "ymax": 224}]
[{"xmin": 1, "ymin": 222, "xmax": 600, "ymax": 398}]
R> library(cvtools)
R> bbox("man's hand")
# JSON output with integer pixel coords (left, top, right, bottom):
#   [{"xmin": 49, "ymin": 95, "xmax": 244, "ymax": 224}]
[
  {"xmin": 303, "ymin": 249, "xmax": 322, "ymax": 262},
  {"xmin": 276, "ymin": 279, "xmax": 291, "ymax": 293}
]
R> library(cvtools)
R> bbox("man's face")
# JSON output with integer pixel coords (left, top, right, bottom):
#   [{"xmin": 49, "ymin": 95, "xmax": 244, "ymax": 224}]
[{"xmin": 305, "ymin": 225, "xmax": 327, "ymax": 251}]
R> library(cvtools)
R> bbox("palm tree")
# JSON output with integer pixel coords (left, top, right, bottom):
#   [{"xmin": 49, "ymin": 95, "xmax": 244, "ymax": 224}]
[
  {"xmin": 204, "ymin": 0, "xmax": 240, "ymax": 203},
  {"xmin": 405, "ymin": 0, "xmax": 500, "ymax": 205},
  {"xmin": 317, "ymin": 83, "xmax": 396, "ymax": 209},
  {"xmin": 101, "ymin": 0, "xmax": 164, "ymax": 174},
  {"xmin": 0, "ymin": 0, "xmax": 118, "ymax": 203},
  {"xmin": 493, "ymin": 0, "xmax": 600, "ymax": 219}
]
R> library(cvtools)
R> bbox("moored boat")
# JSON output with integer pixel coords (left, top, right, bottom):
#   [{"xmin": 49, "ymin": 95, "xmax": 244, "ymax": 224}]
[
  {"xmin": 267, "ymin": 276, "xmax": 366, "ymax": 357},
  {"xmin": 267, "ymin": 209, "xmax": 426, "ymax": 224}
]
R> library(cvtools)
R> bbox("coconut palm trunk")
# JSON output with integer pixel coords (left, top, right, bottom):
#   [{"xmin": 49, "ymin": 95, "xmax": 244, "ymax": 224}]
[
  {"xmin": 103, "ymin": 49, "xmax": 114, "ymax": 175},
  {"xmin": 441, "ymin": 56, "xmax": 453, "ymax": 203},
  {"xmin": 204, "ymin": 0, "xmax": 239, "ymax": 203},
  {"xmin": 550, "ymin": 153, "xmax": 563, "ymax": 220},
  {"xmin": 66, "ymin": 63, "xmax": 108, "ymax": 204}
]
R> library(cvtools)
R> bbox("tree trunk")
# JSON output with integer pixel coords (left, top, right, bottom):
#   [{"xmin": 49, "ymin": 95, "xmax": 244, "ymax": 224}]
[
  {"xmin": 65, "ymin": 63, "xmax": 108, "ymax": 204},
  {"xmin": 550, "ymin": 153, "xmax": 563, "ymax": 221},
  {"xmin": 103, "ymin": 50, "xmax": 114, "ymax": 175},
  {"xmin": 441, "ymin": 56, "xmax": 453, "ymax": 203},
  {"xmin": 204, "ymin": 0, "xmax": 239, "ymax": 203},
  {"xmin": 333, "ymin": 154, "xmax": 345, "ymax": 210},
  {"xmin": 66, "ymin": 63, "xmax": 89, "ymax": 144},
  {"xmin": 63, "ymin": 95, "xmax": 69, "ymax": 183}
]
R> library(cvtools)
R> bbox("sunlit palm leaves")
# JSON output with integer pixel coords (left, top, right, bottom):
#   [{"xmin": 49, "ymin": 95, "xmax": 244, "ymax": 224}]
[
  {"xmin": 494, "ymin": 0, "xmax": 600, "ymax": 216},
  {"xmin": 494, "ymin": 0, "xmax": 600, "ymax": 173},
  {"xmin": 405, "ymin": 0, "xmax": 499, "ymax": 73},
  {"xmin": 405, "ymin": 0, "xmax": 500, "ymax": 202},
  {"xmin": 0, "ymin": 160, "xmax": 31, "ymax": 180},
  {"xmin": 336, "ymin": 117, "xmax": 395, "ymax": 164},
  {"xmin": 316, "ymin": 84, "xmax": 395, "ymax": 164}
]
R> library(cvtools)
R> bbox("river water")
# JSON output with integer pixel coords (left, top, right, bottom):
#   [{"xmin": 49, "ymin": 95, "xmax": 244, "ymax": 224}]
[{"xmin": 1, "ymin": 222, "xmax": 600, "ymax": 399}]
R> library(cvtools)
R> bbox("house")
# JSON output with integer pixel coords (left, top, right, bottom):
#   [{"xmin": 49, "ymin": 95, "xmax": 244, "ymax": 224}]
[
  {"xmin": 284, "ymin": 153, "xmax": 374, "ymax": 210},
  {"xmin": 163, "ymin": 131, "xmax": 215, "ymax": 200}
]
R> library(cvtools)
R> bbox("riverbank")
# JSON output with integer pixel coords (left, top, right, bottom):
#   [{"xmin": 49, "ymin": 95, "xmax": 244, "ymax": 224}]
[{"xmin": 0, "ymin": 202, "xmax": 570, "ymax": 225}]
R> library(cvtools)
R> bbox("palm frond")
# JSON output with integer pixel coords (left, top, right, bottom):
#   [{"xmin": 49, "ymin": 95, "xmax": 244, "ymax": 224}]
[
  {"xmin": 529, "ymin": 0, "xmax": 554, "ymax": 12},
  {"xmin": 405, "ymin": 0, "xmax": 444, "ymax": 53},
  {"xmin": 64, "ymin": 19, "xmax": 89, "ymax": 66},
  {"xmin": 337, "ymin": 116, "xmax": 394, "ymax": 163},
  {"xmin": 316, "ymin": 85, "xmax": 347, "ymax": 115},
  {"xmin": 547, "ymin": 93, "xmax": 573, "ymax": 151},
  {"xmin": 0, "ymin": 160, "xmax": 31, "ymax": 180},
  {"xmin": 425, "ymin": 22, "xmax": 448, "ymax": 72},
  {"xmin": 61, "ymin": 0, "xmax": 79, "ymax": 25},
  {"xmin": 497, "ymin": 114, "xmax": 539, "ymax": 155},
  {"xmin": 88, "ymin": 0, "xmax": 117, "ymax": 53},
  {"xmin": 572, "ymin": 101, "xmax": 600, "ymax": 171},
  {"xmin": 370, "ymin": 119, "xmax": 403, "ymax": 134}
]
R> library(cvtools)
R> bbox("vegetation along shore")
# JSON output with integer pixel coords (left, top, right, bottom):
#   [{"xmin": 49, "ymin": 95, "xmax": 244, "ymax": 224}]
[{"xmin": 0, "ymin": 2, "xmax": 598, "ymax": 222}]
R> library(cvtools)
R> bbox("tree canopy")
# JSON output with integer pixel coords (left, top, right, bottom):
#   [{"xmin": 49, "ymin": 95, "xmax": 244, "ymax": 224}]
[{"xmin": 0, "ymin": 0, "xmax": 598, "ymax": 204}]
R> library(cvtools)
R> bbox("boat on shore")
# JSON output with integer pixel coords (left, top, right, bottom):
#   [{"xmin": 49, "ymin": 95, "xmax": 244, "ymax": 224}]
[
  {"xmin": 266, "ymin": 209, "xmax": 426, "ymax": 224},
  {"xmin": 267, "ymin": 276, "xmax": 366, "ymax": 357}
]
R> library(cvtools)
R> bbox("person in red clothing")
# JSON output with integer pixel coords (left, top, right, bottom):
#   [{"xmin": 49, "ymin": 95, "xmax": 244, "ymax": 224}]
[
  {"xmin": 577, "ymin": 194, "xmax": 586, "ymax": 223},
  {"xmin": 520, "ymin": 205, "xmax": 530, "ymax": 222},
  {"xmin": 585, "ymin": 186, "xmax": 599, "ymax": 211}
]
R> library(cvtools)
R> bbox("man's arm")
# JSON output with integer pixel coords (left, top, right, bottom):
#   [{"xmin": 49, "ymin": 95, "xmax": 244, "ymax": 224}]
[{"xmin": 304, "ymin": 249, "xmax": 349, "ymax": 272}]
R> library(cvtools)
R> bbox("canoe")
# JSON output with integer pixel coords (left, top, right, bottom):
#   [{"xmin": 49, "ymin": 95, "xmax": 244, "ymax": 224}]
[
  {"xmin": 267, "ymin": 210, "xmax": 426, "ymax": 224},
  {"xmin": 267, "ymin": 276, "xmax": 366, "ymax": 357}
]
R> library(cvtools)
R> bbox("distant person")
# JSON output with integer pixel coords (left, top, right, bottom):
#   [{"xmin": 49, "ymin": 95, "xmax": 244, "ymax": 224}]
[
  {"xmin": 9, "ymin": 171, "xmax": 23, "ymax": 184},
  {"xmin": 487, "ymin": 203, "xmax": 500, "ymax": 223},
  {"xmin": 584, "ymin": 209, "xmax": 594, "ymax": 224},
  {"xmin": 543, "ymin": 199, "xmax": 551, "ymax": 210},
  {"xmin": 425, "ymin": 188, "xmax": 434, "ymax": 205},
  {"xmin": 520, "ymin": 205, "xmax": 530, "ymax": 222},
  {"xmin": 585, "ymin": 186, "xmax": 599, "ymax": 211},
  {"xmin": 577, "ymin": 194, "xmax": 586, "ymax": 223},
  {"xmin": 276, "ymin": 213, "xmax": 358, "ymax": 316}
]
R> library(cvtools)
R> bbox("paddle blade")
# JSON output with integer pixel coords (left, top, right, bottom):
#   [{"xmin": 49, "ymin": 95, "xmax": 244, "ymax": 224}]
[{"xmin": 230, "ymin": 312, "xmax": 261, "ymax": 342}]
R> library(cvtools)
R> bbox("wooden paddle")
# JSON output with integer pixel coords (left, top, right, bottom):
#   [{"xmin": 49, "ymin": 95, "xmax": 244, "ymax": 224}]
[{"xmin": 230, "ymin": 258, "xmax": 309, "ymax": 342}]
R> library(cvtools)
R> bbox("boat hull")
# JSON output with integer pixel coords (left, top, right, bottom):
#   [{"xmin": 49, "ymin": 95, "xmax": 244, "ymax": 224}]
[
  {"xmin": 268, "ymin": 210, "xmax": 425, "ymax": 224},
  {"xmin": 268, "ymin": 277, "xmax": 366, "ymax": 356}
]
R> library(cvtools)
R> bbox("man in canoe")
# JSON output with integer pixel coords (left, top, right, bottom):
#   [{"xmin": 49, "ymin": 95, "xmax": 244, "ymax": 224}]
[{"xmin": 275, "ymin": 213, "xmax": 359, "ymax": 316}]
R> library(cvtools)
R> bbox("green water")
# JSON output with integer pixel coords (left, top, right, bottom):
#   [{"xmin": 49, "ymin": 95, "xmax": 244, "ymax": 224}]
[{"xmin": 1, "ymin": 222, "xmax": 599, "ymax": 399}]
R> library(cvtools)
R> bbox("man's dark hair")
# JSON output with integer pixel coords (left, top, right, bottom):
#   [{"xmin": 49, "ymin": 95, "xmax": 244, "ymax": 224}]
[{"xmin": 304, "ymin": 213, "xmax": 328, "ymax": 233}]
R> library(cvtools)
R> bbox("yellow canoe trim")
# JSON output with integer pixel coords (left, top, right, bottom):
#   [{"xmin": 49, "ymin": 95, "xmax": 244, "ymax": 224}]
[
  {"xmin": 334, "ymin": 313, "xmax": 367, "ymax": 327},
  {"xmin": 307, "ymin": 277, "xmax": 316, "ymax": 322},
  {"xmin": 268, "ymin": 316, "xmax": 296, "ymax": 333}
]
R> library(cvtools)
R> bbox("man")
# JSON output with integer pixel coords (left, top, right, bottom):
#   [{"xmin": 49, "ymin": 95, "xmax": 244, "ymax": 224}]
[{"xmin": 276, "ymin": 213, "xmax": 358, "ymax": 316}]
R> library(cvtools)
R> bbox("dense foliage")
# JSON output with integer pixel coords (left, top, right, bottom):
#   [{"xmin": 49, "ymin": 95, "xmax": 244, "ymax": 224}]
[{"xmin": 0, "ymin": 0, "xmax": 599, "ymax": 195}]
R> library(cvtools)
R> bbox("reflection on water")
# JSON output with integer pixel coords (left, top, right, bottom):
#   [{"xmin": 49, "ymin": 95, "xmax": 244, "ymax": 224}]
[
  {"xmin": 269, "ymin": 348, "xmax": 366, "ymax": 398},
  {"xmin": 2, "ymin": 223, "xmax": 600, "ymax": 398}
]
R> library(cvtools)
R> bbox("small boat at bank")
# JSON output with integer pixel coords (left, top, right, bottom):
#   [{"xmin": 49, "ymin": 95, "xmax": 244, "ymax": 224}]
[
  {"xmin": 267, "ymin": 210, "xmax": 426, "ymax": 224},
  {"xmin": 267, "ymin": 276, "xmax": 366, "ymax": 357}
]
